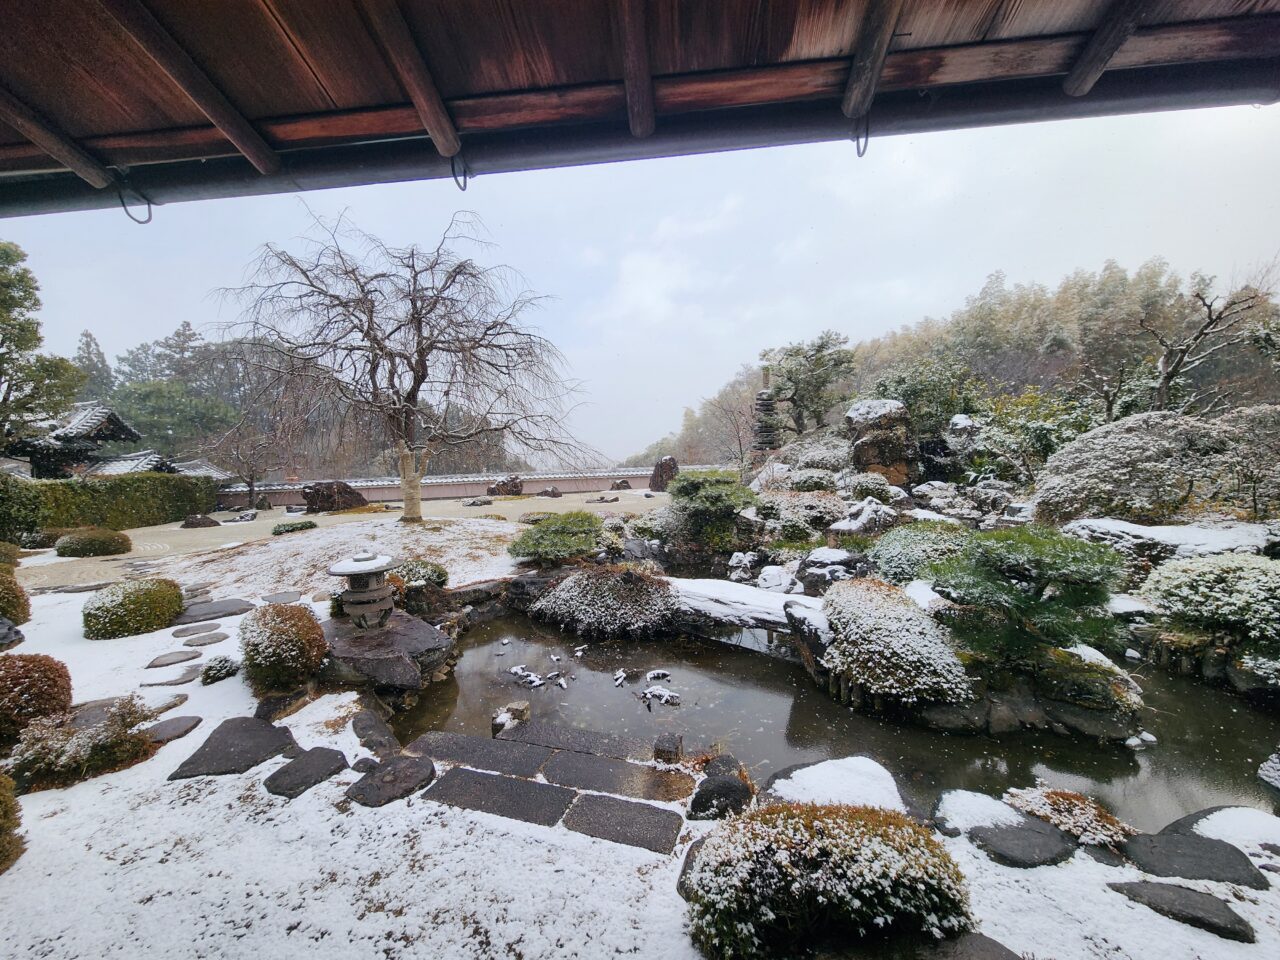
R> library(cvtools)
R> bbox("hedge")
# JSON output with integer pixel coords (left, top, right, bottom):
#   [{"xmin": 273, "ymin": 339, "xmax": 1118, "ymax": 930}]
[
  {"xmin": 272, "ymin": 520, "xmax": 317, "ymax": 536},
  {"xmin": 35, "ymin": 473, "xmax": 219, "ymax": 532},
  {"xmin": 0, "ymin": 475, "xmax": 42, "ymax": 543}
]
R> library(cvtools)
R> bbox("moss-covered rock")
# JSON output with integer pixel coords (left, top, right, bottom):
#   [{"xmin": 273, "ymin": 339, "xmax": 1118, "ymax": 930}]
[
  {"xmin": 0, "ymin": 653, "xmax": 72, "ymax": 739},
  {"xmin": 55, "ymin": 527, "xmax": 131, "ymax": 557},
  {"xmin": 82, "ymin": 578, "xmax": 183, "ymax": 640}
]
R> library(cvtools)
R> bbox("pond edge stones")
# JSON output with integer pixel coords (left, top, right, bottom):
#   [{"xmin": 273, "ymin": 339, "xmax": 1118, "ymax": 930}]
[{"xmin": 1108, "ymin": 881, "xmax": 1255, "ymax": 943}]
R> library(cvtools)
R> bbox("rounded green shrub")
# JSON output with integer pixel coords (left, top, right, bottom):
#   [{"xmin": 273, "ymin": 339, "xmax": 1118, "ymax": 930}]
[
  {"xmin": 1141, "ymin": 554, "xmax": 1280, "ymax": 653},
  {"xmin": 0, "ymin": 574, "xmax": 31, "ymax": 626},
  {"xmin": 82, "ymin": 578, "xmax": 183, "ymax": 640},
  {"xmin": 842, "ymin": 471, "xmax": 895, "ymax": 503},
  {"xmin": 21, "ymin": 527, "xmax": 80, "ymax": 550},
  {"xmin": 508, "ymin": 511, "xmax": 603, "ymax": 565},
  {"xmin": 0, "ymin": 653, "xmax": 72, "ymax": 739},
  {"xmin": 0, "ymin": 772, "xmax": 22, "ymax": 875},
  {"xmin": 869, "ymin": 521, "xmax": 970, "ymax": 584},
  {"xmin": 272, "ymin": 519, "xmax": 317, "ymax": 536},
  {"xmin": 789, "ymin": 468, "xmax": 837, "ymax": 492},
  {"xmin": 239, "ymin": 603, "xmax": 327, "ymax": 692},
  {"xmin": 55, "ymin": 527, "xmax": 132, "ymax": 558},
  {"xmin": 531, "ymin": 565, "xmax": 678, "ymax": 639},
  {"xmin": 686, "ymin": 803, "xmax": 973, "ymax": 959},
  {"xmin": 396, "ymin": 558, "xmax": 449, "ymax": 588},
  {"xmin": 200, "ymin": 656, "xmax": 240, "ymax": 686}
]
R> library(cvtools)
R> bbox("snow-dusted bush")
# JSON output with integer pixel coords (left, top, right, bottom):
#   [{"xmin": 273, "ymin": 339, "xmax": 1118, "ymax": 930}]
[
  {"xmin": 869, "ymin": 522, "xmax": 970, "ymax": 584},
  {"xmin": 789, "ymin": 468, "xmax": 837, "ymax": 492},
  {"xmin": 1241, "ymin": 655, "xmax": 1280, "ymax": 688},
  {"xmin": 0, "ymin": 654, "xmax": 72, "ymax": 739},
  {"xmin": 686, "ymin": 803, "xmax": 972, "ymax": 959},
  {"xmin": 626, "ymin": 506, "xmax": 675, "ymax": 542},
  {"xmin": 54, "ymin": 527, "xmax": 131, "ymax": 557},
  {"xmin": 821, "ymin": 579, "xmax": 971, "ymax": 705},
  {"xmin": 667, "ymin": 472, "xmax": 757, "ymax": 553},
  {"xmin": 1004, "ymin": 781, "xmax": 1135, "ymax": 849},
  {"xmin": 239, "ymin": 603, "xmax": 327, "ymax": 692},
  {"xmin": 758, "ymin": 490, "xmax": 846, "ymax": 533},
  {"xmin": 839, "ymin": 471, "xmax": 894, "ymax": 503},
  {"xmin": 7, "ymin": 694, "xmax": 154, "ymax": 788},
  {"xmin": 0, "ymin": 542, "xmax": 18, "ymax": 567},
  {"xmin": 508, "ymin": 510, "xmax": 604, "ymax": 564},
  {"xmin": 82, "ymin": 578, "xmax": 183, "ymax": 640},
  {"xmin": 1215, "ymin": 404, "xmax": 1280, "ymax": 519},
  {"xmin": 271, "ymin": 519, "xmax": 317, "ymax": 536},
  {"xmin": 516, "ymin": 510, "xmax": 556, "ymax": 525},
  {"xmin": 530, "ymin": 565, "xmax": 678, "ymax": 639},
  {"xmin": 777, "ymin": 430, "xmax": 853, "ymax": 471},
  {"xmin": 0, "ymin": 573, "xmax": 30, "ymax": 626},
  {"xmin": 0, "ymin": 772, "xmax": 21, "ymax": 874},
  {"xmin": 395, "ymin": 557, "xmax": 449, "ymax": 588},
  {"xmin": 1034, "ymin": 412, "xmax": 1235, "ymax": 522},
  {"xmin": 1141, "ymin": 554, "xmax": 1280, "ymax": 652},
  {"xmin": 200, "ymin": 656, "xmax": 240, "ymax": 686}
]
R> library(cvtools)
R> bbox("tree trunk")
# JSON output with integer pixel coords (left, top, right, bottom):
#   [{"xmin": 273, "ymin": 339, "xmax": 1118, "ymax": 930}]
[
  {"xmin": 398, "ymin": 443, "xmax": 423, "ymax": 523},
  {"xmin": 247, "ymin": 475, "xmax": 257, "ymax": 511}
]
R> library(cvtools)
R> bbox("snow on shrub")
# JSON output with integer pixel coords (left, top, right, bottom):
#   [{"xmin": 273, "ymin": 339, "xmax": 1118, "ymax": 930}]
[
  {"xmin": 0, "ymin": 771, "xmax": 21, "ymax": 874},
  {"xmin": 0, "ymin": 653, "xmax": 72, "ymax": 739},
  {"xmin": 530, "ymin": 565, "xmax": 678, "ymax": 639},
  {"xmin": 758, "ymin": 490, "xmax": 846, "ymax": 533},
  {"xmin": 839, "ymin": 470, "xmax": 894, "ymax": 503},
  {"xmin": 516, "ymin": 511, "xmax": 556, "ymax": 525},
  {"xmin": 788, "ymin": 468, "xmax": 837, "ymax": 492},
  {"xmin": 395, "ymin": 557, "xmax": 449, "ymax": 588},
  {"xmin": 777, "ymin": 431, "xmax": 854, "ymax": 471},
  {"xmin": 7, "ymin": 694, "xmax": 154, "ymax": 788},
  {"xmin": 821, "ymin": 579, "xmax": 971, "ymax": 705},
  {"xmin": 200, "ymin": 656, "xmax": 240, "ymax": 686},
  {"xmin": 54, "ymin": 527, "xmax": 132, "ymax": 557},
  {"xmin": 508, "ymin": 510, "xmax": 604, "ymax": 564},
  {"xmin": 1241, "ymin": 655, "xmax": 1280, "ymax": 688},
  {"xmin": 0, "ymin": 573, "xmax": 30, "ymax": 626},
  {"xmin": 1003, "ymin": 781, "xmax": 1135, "ymax": 849},
  {"xmin": 869, "ymin": 522, "xmax": 970, "ymax": 584},
  {"xmin": 239, "ymin": 603, "xmax": 327, "ymax": 692},
  {"xmin": 1141, "ymin": 554, "xmax": 1280, "ymax": 653},
  {"xmin": 686, "ymin": 803, "xmax": 973, "ymax": 959},
  {"xmin": 271, "ymin": 519, "xmax": 317, "ymax": 536},
  {"xmin": 82, "ymin": 578, "xmax": 183, "ymax": 640}
]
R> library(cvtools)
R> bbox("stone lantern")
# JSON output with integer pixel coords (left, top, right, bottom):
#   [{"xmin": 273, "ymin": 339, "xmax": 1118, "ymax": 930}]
[{"xmin": 328, "ymin": 550, "xmax": 399, "ymax": 629}]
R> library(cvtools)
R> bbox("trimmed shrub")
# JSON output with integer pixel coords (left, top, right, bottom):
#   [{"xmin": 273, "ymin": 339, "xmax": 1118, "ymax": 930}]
[
  {"xmin": 757, "ymin": 490, "xmax": 845, "ymax": 533},
  {"xmin": 200, "ymin": 656, "xmax": 240, "ymax": 685},
  {"xmin": 929, "ymin": 525, "xmax": 1122, "ymax": 659},
  {"xmin": 20, "ymin": 527, "xmax": 79, "ymax": 550},
  {"xmin": 0, "ymin": 542, "xmax": 19, "ymax": 567},
  {"xmin": 1003, "ymin": 781, "xmax": 1135, "ymax": 849},
  {"xmin": 82, "ymin": 578, "xmax": 183, "ymax": 640},
  {"xmin": 0, "ymin": 574, "xmax": 31, "ymax": 626},
  {"xmin": 686, "ymin": 803, "xmax": 972, "ymax": 959},
  {"xmin": 0, "ymin": 474, "xmax": 42, "ymax": 544},
  {"xmin": 240, "ymin": 604, "xmax": 327, "ymax": 692},
  {"xmin": 1141, "ymin": 554, "xmax": 1280, "ymax": 654},
  {"xmin": 667, "ymin": 471, "xmax": 757, "ymax": 553},
  {"xmin": 776, "ymin": 430, "xmax": 854, "ymax": 471},
  {"xmin": 0, "ymin": 772, "xmax": 21, "ymax": 874},
  {"xmin": 0, "ymin": 654, "xmax": 72, "ymax": 739},
  {"xmin": 7, "ymin": 694, "xmax": 154, "ymax": 789},
  {"xmin": 55, "ymin": 527, "xmax": 131, "ymax": 557},
  {"xmin": 272, "ymin": 519, "xmax": 317, "ymax": 536},
  {"xmin": 396, "ymin": 558, "xmax": 449, "ymax": 588},
  {"xmin": 840, "ymin": 470, "xmax": 895, "ymax": 503},
  {"xmin": 821, "ymin": 579, "xmax": 971, "ymax": 705},
  {"xmin": 869, "ymin": 521, "xmax": 970, "ymax": 584},
  {"xmin": 508, "ymin": 511, "xmax": 603, "ymax": 565},
  {"xmin": 789, "ymin": 468, "xmax": 837, "ymax": 492},
  {"xmin": 531, "ymin": 565, "xmax": 679, "ymax": 639},
  {"xmin": 516, "ymin": 511, "xmax": 556, "ymax": 525},
  {"xmin": 36, "ymin": 473, "xmax": 219, "ymax": 531}
]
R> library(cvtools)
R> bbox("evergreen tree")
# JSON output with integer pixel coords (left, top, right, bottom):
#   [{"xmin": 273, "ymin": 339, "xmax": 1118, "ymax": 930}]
[{"xmin": 72, "ymin": 330, "xmax": 114, "ymax": 401}]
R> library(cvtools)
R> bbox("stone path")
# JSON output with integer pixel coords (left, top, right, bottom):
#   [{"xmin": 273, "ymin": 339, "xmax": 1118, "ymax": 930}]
[
  {"xmin": 496, "ymin": 719, "xmax": 652, "ymax": 761},
  {"xmin": 173, "ymin": 598, "xmax": 254, "ymax": 625}
]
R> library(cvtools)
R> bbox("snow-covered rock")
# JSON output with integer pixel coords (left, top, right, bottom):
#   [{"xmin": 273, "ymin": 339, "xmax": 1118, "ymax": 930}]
[
  {"xmin": 1107, "ymin": 593, "xmax": 1157, "ymax": 618},
  {"xmin": 935, "ymin": 790, "xmax": 1024, "ymax": 833},
  {"xmin": 845, "ymin": 398, "xmax": 908, "ymax": 433},
  {"xmin": 665, "ymin": 577, "xmax": 820, "ymax": 629},
  {"xmin": 748, "ymin": 460, "xmax": 792, "ymax": 493},
  {"xmin": 1260, "ymin": 751, "xmax": 1280, "ymax": 793},
  {"xmin": 755, "ymin": 565, "xmax": 798, "ymax": 593},
  {"xmin": 830, "ymin": 497, "xmax": 898, "ymax": 535},
  {"xmin": 767, "ymin": 756, "xmax": 906, "ymax": 811},
  {"xmin": 906, "ymin": 507, "xmax": 965, "ymax": 526},
  {"xmin": 1063, "ymin": 517, "xmax": 1279, "ymax": 562}
]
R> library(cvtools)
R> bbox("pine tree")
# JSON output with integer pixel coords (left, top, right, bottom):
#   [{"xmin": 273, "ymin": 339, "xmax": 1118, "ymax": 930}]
[{"xmin": 72, "ymin": 330, "xmax": 114, "ymax": 400}]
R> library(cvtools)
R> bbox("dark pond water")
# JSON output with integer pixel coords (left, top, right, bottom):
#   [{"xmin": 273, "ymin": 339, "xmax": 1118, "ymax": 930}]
[{"xmin": 392, "ymin": 614, "xmax": 1280, "ymax": 831}]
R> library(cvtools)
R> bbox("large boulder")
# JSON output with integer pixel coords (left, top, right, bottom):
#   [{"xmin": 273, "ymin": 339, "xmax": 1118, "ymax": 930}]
[
  {"xmin": 845, "ymin": 399, "xmax": 918, "ymax": 485},
  {"xmin": 649, "ymin": 455, "xmax": 678, "ymax": 492},
  {"xmin": 0, "ymin": 616, "xmax": 23, "ymax": 652},
  {"xmin": 301, "ymin": 480, "xmax": 367, "ymax": 513},
  {"xmin": 486, "ymin": 475, "xmax": 523, "ymax": 496},
  {"xmin": 180, "ymin": 514, "xmax": 220, "ymax": 529},
  {"xmin": 845, "ymin": 398, "xmax": 909, "ymax": 434}
]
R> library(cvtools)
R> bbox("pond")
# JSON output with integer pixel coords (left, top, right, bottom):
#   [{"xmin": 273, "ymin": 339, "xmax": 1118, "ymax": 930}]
[{"xmin": 392, "ymin": 614, "xmax": 1280, "ymax": 831}]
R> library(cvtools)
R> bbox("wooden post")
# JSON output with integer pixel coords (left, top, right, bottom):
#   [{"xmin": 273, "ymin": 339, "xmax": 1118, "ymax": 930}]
[
  {"xmin": 842, "ymin": 0, "xmax": 906, "ymax": 119},
  {"xmin": 1064, "ymin": 0, "xmax": 1169, "ymax": 97},
  {"xmin": 0, "ymin": 84, "xmax": 114, "ymax": 188},
  {"xmin": 615, "ymin": 0, "xmax": 655, "ymax": 138}
]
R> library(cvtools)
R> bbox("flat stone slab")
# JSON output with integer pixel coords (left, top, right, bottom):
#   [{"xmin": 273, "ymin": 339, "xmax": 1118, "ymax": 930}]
[
  {"xmin": 262, "ymin": 590, "xmax": 302, "ymax": 604},
  {"xmin": 496, "ymin": 720, "xmax": 651, "ymax": 761},
  {"xmin": 145, "ymin": 715, "xmax": 202, "ymax": 744},
  {"xmin": 351, "ymin": 709, "xmax": 401, "ymax": 759},
  {"xmin": 140, "ymin": 665, "xmax": 201, "ymax": 687},
  {"xmin": 169, "ymin": 717, "xmax": 295, "ymax": 779},
  {"xmin": 173, "ymin": 622, "xmax": 220, "ymax": 638},
  {"xmin": 151, "ymin": 693, "xmax": 188, "ymax": 715},
  {"xmin": 146, "ymin": 649, "xmax": 201, "ymax": 669},
  {"xmin": 970, "ymin": 817, "xmax": 1077, "ymax": 868},
  {"xmin": 562, "ymin": 793, "xmax": 684, "ymax": 854},
  {"xmin": 405, "ymin": 730, "xmax": 553, "ymax": 779},
  {"xmin": 183, "ymin": 632, "xmax": 229, "ymax": 647},
  {"xmin": 324, "ymin": 611, "xmax": 453, "ymax": 689},
  {"xmin": 174, "ymin": 599, "xmax": 255, "ymax": 625},
  {"xmin": 68, "ymin": 697, "xmax": 125, "ymax": 730},
  {"xmin": 913, "ymin": 933, "xmax": 1023, "ymax": 960},
  {"xmin": 1109, "ymin": 881, "xmax": 1255, "ymax": 942},
  {"xmin": 345, "ymin": 755, "xmax": 436, "ymax": 807},
  {"xmin": 425, "ymin": 766, "xmax": 576, "ymax": 826},
  {"xmin": 1124, "ymin": 832, "xmax": 1269, "ymax": 889},
  {"xmin": 541, "ymin": 750, "xmax": 695, "ymax": 802},
  {"xmin": 265, "ymin": 747, "xmax": 348, "ymax": 799}
]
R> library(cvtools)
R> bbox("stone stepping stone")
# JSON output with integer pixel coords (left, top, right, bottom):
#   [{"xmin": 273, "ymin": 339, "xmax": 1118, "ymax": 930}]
[
  {"xmin": 183, "ymin": 632, "xmax": 228, "ymax": 648},
  {"xmin": 405, "ymin": 730, "xmax": 553, "ymax": 779},
  {"xmin": 151, "ymin": 693, "xmax": 188, "ymax": 715},
  {"xmin": 1157, "ymin": 805, "xmax": 1237, "ymax": 835},
  {"xmin": 262, "ymin": 590, "xmax": 302, "ymax": 604},
  {"xmin": 312, "ymin": 591, "xmax": 330, "ymax": 602},
  {"xmin": 168, "ymin": 717, "xmax": 295, "ymax": 780},
  {"xmin": 145, "ymin": 715, "xmax": 202, "ymax": 745},
  {"xmin": 146, "ymin": 650, "xmax": 201, "ymax": 669},
  {"xmin": 1124, "ymin": 832, "xmax": 1269, "ymax": 889},
  {"xmin": 173, "ymin": 598, "xmax": 254, "ymax": 625},
  {"xmin": 173, "ymin": 622, "xmax": 220, "ymax": 638},
  {"xmin": 915, "ymin": 933, "xmax": 1023, "ymax": 959},
  {"xmin": 1108, "ymin": 881, "xmax": 1255, "ymax": 942},
  {"xmin": 182, "ymin": 581, "xmax": 215, "ymax": 594},
  {"xmin": 345, "ymin": 755, "xmax": 435, "ymax": 807},
  {"xmin": 562, "ymin": 793, "xmax": 683, "ymax": 854},
  {"xmin": 540, "ymin": 750, "xmax": 695, "ymax": 802},
  {"xmin": 689, "ymin": 775, "xmax": 752, "ymax": 819},
  {"xmin": 140, "ymin": 665, "xmax": 202, "ymax": 687},
  {"xmin": 68, "ymin": 697, "xmax": 126, "ymax": 730},
  {"xmin": 425, "ymin": 766, "xmax": 576, "ymax": 826},
  {"xmin": 496, "ymin": 720, "xmax": 651, "ymax": 762},
  {"xmin": 970, "ymin": 817, "xmax": 1077, "ymax": 868},
  {"xmin": 351, "ymin": 709, "xmax": 402, "ymax": 760},
  {"xmin": 264, "ymin": 747, "xmax": 348, "ymax": 799}
]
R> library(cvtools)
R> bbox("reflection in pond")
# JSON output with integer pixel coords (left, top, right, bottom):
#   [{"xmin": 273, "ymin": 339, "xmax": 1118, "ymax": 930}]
[{"xmin": 392, "ymin": 615, "xmax": 1280, "ymax": 830}]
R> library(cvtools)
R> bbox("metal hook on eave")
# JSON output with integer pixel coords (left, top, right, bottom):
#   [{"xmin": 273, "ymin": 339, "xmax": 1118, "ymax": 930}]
[
  {"xmin": 450, "ymin": 153, "xmax": 471, "ymax": 192},
  {"xmin": 115, "ymin": 177, "xmax": 153, "ymax": 224},
  {"xmin": 850, "ymin": 111, "xmax": 870, "ymax": 158}
]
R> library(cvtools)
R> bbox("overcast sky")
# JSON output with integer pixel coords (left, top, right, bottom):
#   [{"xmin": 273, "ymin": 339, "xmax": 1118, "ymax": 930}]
[{"xmin": 4, "ymin": 102, "xmax": 1278, "ymax": 462}]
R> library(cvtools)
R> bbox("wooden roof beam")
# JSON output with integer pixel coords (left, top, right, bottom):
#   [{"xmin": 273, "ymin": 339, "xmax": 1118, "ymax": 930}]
[
  {"xmin": 0, "ymin": 83, "xmax": 115, "ymax": 188},
  {"xmin": 842, "ymin": 0, "xmax": 906, "ymax": 119},
  {"xmin": 97, "ymin": 0, "xmax": 281, "ymax": 175},
  {"xmin": 1064, "ymin": 0, "xmax": 1169, "ymax": 97},
  {"xmin": 361, "ymin": 0, "xmax": 461, "ymax": 157},
  {"xmin": 615, "ymin": 0, "xmax": 655, "ymax": 138}
]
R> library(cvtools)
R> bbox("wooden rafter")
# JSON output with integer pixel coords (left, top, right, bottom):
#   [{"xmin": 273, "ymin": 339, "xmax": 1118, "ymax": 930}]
[
  {"xmin": 0, "ymin": 83, "xmax": 115, "ymax": 188},
  {"xmin": 361, "ymin": 0, "xmax": 461, "ymax": 157},
  {"xmin": 1064, "ymin": 0, "xmax": 1167, "ymax": 97},
  {"xmin": 96, "ymin": 0, "xmax": 282, "ymax": 174},
  {"xmin": 842, "ymin": 0, "xmax": 906, "ymax": 119},
  {"xmin": 615, "ymin": 0, "xmax": 655, "ymax": 138}
]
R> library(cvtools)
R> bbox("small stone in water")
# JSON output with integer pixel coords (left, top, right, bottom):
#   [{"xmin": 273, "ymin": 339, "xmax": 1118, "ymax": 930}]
[
  {"xmin": 646, "ymin": 669, "xmax": 671, "ymax": 682},
  {"xmin": 1140, "ymin": 731, "xmax": 1157, "ymax": 743},
  {"xmin": 1126, "ymin": 736, "xmax": 1143, "ymax": 748},
  {"xmin": 1125, "ymin": 648, "xmax": 1141, "ymax": 660},
  {"xmin": 501, "ymin": 639, "xmax": 510, "ymax": 646}
]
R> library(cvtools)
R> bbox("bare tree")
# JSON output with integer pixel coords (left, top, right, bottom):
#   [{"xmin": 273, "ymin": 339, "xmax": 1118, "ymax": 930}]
[
  {"xmin": 704, "ymin": 386, "xmax": 757, "ymax": 481},
  {"xmin": 226, "ymin": 213, "xmax": 586, "ymax": 522}
]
